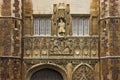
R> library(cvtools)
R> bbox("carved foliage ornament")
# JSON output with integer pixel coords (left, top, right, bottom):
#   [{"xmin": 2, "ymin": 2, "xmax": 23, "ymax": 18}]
[
  {"xmin": 73, "ymin": 65, "xmax": 95, "ymax": 80},
  {"xmin": 24, "ymin": 37, "xmax": 98, "ymax": 57}
]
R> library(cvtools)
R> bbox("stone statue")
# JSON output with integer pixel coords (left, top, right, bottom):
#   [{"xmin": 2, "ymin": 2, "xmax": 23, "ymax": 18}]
[{"xmin": 58, "ymin": 19, "xmax": 65, "ymax": 36}]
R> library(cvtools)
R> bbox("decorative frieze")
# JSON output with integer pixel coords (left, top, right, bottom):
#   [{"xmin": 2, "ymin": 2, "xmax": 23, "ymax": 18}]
[{"xmin": 24, "ymin": 36, "xmax": 98, "ymax": 58}]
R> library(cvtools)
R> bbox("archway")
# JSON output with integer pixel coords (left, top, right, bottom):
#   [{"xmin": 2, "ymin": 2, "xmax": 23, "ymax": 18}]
[
  {"xmin": 30, "ymin": 68, "xmax": 63, "ymax": 80},
  {"xmin": 27, "ymin": 63, "xmax": 67, "ymax": 80}
]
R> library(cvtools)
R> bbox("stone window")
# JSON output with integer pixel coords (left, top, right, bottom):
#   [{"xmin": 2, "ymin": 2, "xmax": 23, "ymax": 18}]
[
  {"xmin": 34, "ymin": 17, "xmax": 51, "ymax": 35},
  {"xmin": 72, "ymin": 17, "xmax": 89, "ymax": 36}
]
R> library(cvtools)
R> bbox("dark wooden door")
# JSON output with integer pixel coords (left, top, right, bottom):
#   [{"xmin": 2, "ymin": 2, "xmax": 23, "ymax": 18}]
[{"xmin": 30, "ymin": 68, "xmax": 63, "ymax": 80}]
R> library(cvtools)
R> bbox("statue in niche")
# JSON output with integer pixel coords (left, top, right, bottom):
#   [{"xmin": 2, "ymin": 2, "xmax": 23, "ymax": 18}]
[
  {"xmin": 58, "ymin": 18, "xmax": 65, "ymax": 36},
  {"xmin": 51, "ymin": 3, "xmax": 72, "ymax": 36}
]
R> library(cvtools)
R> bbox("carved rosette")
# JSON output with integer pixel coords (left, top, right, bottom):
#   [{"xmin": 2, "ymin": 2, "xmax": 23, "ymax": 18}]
[{"xmin": 24, "ymin": 37, "xmax": 98, "ymax": 58}]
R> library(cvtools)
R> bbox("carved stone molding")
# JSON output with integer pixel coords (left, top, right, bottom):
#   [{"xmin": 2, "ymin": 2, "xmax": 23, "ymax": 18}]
[
  {"xmin": 51, "ymin": 3, "xmax": 72, "ymax": 36},
  {"xmin": 13, "ymin": 0, "xmax": 20, "ymax": 17},
  {"xmin": 72, "ymin": 64, "xmax": 95, "ymax": 80},
  {"xmin": 24, "ymin": 59, "xmax": 98, "ymax": 80},
  {"xmin": 24, "ymin": 36, "xmax": 99, "ymax": 58},
  {"xmin": 1, "ymin": 0, "xmax": 11, "ymax": 16}
]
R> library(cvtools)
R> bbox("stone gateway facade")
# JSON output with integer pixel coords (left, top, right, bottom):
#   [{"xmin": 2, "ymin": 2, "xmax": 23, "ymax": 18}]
[{"xmin": 0, "ymin": 0, "xmax": 120, "ymax": 80}]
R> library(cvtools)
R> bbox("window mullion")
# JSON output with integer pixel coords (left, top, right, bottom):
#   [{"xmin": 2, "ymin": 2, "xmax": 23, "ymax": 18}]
[
  {"xmin": 77, "ymin": 18, "xmax": 79, "ymax": 35},
  {"xmin": 44, "ymin": 18, "xmax": 46, "ymax": 35}
]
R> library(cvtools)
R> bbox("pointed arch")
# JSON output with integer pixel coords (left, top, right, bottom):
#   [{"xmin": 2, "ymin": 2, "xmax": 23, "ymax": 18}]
[
  {"xmin": 27, "ymin": 63, "xmax": 67, "ymax": 80},
  {"xmin": 72, "ymin": 63, "xmax": 95, "ymax": 80}
]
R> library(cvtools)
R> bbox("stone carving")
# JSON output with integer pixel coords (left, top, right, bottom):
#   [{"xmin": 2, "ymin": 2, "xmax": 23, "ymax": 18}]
[
  {"xmin": 111, "ymin": 59, "xmax": 119, "ymax": 80},
  {"xmin": 12, "ymin": 60, "xmax": 21, "ymax": 80},
  {"xmin": 58, "ymin": 18, "xmax": 65, "ymax": 36},
  {"xmin": 109, "ymin": 19, "xmax": 119, "ymax": 55},
  {"xmin": 13, "ymin": 0, "xmax": 20, "ymax": 17},
  {"xmin": 91, "ymin": 39, "xmax": 98, "ymax": 56},
  {"xmin": 13, "ymin": 20, "xmax": 21, "ymax": 56},
  {"xmin": 51, "ymin": 3, "xmax": 72, "ymax": 36},
  {"xmin": 102, "ymin": 59, "xmax": 109, "ymax": 80},
  {"xmin": 109, "ymin": 0, "xmax": 119, "ymax": 16},
  {"xmin": 100, "ymin": 0, "xmax": 108, "ymax": 18},
  {"xmin": 24, "ymin": 36, "xmax": 98, "ymax": 57},
  {"xmin": 72, "ymin": 64, "xmax": 94, "ymax": 80},
  {"xmin": 1, "ymin": 0, "xmax": 11, "ymax": 16},
  {"xmin": 50, "ymin": 38, "xmax": 72, "ymax": 55}
]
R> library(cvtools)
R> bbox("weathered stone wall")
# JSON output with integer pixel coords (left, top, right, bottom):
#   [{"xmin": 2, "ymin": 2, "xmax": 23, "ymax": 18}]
[{"xmin": 100, "ymin": 0, "xmax": 120, "ymax": 79}]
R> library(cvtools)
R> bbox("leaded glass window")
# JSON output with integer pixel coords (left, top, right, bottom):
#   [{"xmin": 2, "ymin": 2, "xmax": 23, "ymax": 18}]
[
  {"xmin": 34, "ymin": 17, "xmax": 51, "ymax": 35},
  {"xmin": 72, "ymin": 17, "xmax": 89, "ymax": 36}
]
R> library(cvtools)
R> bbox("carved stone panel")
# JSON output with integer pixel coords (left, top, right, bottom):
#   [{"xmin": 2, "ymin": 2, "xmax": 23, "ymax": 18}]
[
  {"xmin": 73, "ymin": 64, "xmax": 95, "ymax": 80},
  {"xmin": 51, "ymin": 3, "xmax": 72, "ymax": 36}
]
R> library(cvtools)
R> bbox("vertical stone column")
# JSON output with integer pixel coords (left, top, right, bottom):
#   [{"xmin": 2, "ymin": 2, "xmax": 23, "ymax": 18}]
[
  {"xmin": 66, "ymin": 63, "xmax": 72, "ymax": 80},
  {"xmin": 23, "ymin": 0, "xmax": 33, "ymax": 36},
  {"xmin": 90, "ymin": 0, "xmax": 99, "ymax": 35}
]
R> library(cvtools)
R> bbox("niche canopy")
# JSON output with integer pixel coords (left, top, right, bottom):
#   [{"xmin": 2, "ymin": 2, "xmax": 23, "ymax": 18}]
[{"xmin": 51, "ymin": 3, "xmax": 72, "ymax": 36}]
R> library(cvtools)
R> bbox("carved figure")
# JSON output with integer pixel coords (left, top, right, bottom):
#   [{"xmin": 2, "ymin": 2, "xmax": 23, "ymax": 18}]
[{"xmin": 58, "ymin": 19, "xmax": 65, "ymax": 36}]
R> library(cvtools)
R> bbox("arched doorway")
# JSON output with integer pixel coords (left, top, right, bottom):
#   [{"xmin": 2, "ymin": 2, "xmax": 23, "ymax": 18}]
[{"xmin": 30, "ymin": 68, "xmax": 63, "ymax": 80}]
